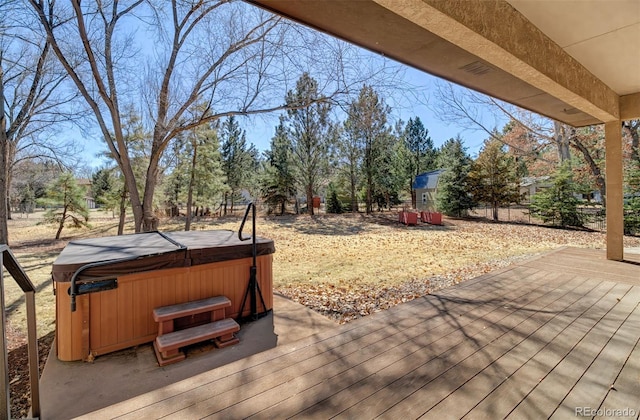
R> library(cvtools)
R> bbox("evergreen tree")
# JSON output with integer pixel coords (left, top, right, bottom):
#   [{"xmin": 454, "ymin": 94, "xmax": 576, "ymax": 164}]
[
  {"xmin": 468, "ymin": 137, "xmax": 521, "ymax": 221},
  {"xmin": 284, "ymin": 73, "xmax": 333, "ymax": 215},
  {"xmin": 261, "ymin": 117, "xmax": 296, "ymax": 215},
  {"xmin": 184, "ymin": 123, "xmax": 225, "ymax": 230},
  {"xmin": 339, "ymin": 113, "xmax": 364, "ymax": 212},
  {"xmin": 344, "ymin": 85, "xmax": 391, "ymax": 214},
  {"xmin": 91, "ymin": 168, "xmax": 114, "ymax": 208},
  {"xmin": 326, "ymin": 183, "xmax": 344, "ymax": 214},
  {"xmin": 529, "ymin": 162, "xmax": 583, "ymax": 227},
  {"xmin": 436, "ymin": 136, "xmax": 475, "ymax": 217},
  {"xmin": 220, "ymin": 116, "xmax": 252, "ymax": 215},
  {"xmin": 404, "ymin": 117, "xmax": 437, "ymax": 207},
  {"xmin": 372, "ymin": 132, "xmax": 403, "ymax": 211},
  {"xmin": 243, "ymin": 143, "xmax": 262, "ymax": 203},
  {"xmin": 43, "ymin": 172, "xmax": 90, "ymax": 239},
  {"xmin": 163, "ymin": 136, "xmax": 190, "ymax": 216}
]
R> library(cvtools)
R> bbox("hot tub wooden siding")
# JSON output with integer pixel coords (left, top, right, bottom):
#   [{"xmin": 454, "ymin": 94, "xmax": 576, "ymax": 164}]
[{"xmin": 55, "ymin": 255, "xmax": 273, "ymax": 361}]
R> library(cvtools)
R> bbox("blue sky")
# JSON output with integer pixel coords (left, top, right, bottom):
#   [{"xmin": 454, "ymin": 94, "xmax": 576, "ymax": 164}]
[
  {"xmin": 76, "ymin": 51, "xmax": 497, "ymax": 171},
  {"xmin": 238, "ymin": 67, "xmax": 494, "ymax": 157}
]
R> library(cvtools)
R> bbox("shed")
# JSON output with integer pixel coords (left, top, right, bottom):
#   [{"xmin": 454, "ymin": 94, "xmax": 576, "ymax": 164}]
[{"xmin": 413, "ymin": 169, "xmax": 444, "ymax": 211}]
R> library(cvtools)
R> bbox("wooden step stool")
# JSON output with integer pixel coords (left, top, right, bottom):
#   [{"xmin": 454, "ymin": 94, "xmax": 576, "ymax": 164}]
[{"xmin": 152, "ymin": 296, "xmax": 240, "ymax": 366}]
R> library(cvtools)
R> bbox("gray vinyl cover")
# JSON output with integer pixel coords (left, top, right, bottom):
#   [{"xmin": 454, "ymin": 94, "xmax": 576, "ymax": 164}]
[{"xmin": 52, "ymin": 230, "xmax": 275, "ymax": 283}]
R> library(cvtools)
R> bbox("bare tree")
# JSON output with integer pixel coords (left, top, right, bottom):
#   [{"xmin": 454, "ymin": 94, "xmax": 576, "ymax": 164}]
[
  {"xmin": 432, "ymin": 81, "xmax": 607, "ymax": 204},
  {"xmin": 29, "ymin": 0, "xmax": 396, "ymax": 232},
  {"xmin": 623, "ymin": 119, "xmax": 640, "ymax": 164},
  {"xmin": 1, "ymin": 1, "xmax": 79, "ymax": 244}
]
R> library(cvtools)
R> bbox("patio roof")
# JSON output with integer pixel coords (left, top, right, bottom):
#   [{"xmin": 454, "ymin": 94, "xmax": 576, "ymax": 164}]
[{"xmin": 248, "ymin": 0, "xmax": 640, "ymax": 125}]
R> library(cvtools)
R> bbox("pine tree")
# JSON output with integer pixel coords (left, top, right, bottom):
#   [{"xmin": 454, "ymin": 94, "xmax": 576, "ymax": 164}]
[
  {"xmin": 468, "ymin": 138, "xmax": 521, "ymax": 221},
  {"xmin": 43, "ymin": 172, "xmax": 90, "ymax": 239},
  {"xmin": 326, "ymin": 183, "xmax": 344, "ymax": 214},
  {"xmin": 284, "ymin": 73, "xmax": 333, "ymax": 215},
  {"xmin": 184, "ymin": 123, "xmax": 225, "ymax": 230},
  {"xmin": 220, "ymin": 116, "xmax": 252, "ymax": 215},
  {"xmin": 404, "ymin": 117, "xmax": 437, "ymax": 207},
  {"xmin": 339, "ymin": 114, "xmax": 364, "ymax": 212},
  {"xmin": 436, "ymin": 136, "xmax": 475, "ymax": 217},
  {"xmin": 343, "ymin": 85, "xmax": 391, "ymax": 214},
  {"xmin": 261, "ymin": 117, "xmax": 296, "ymax": 215},
  {"xmin": 529, "ymin": 162, "xmax": 583, "ymax": 227}
]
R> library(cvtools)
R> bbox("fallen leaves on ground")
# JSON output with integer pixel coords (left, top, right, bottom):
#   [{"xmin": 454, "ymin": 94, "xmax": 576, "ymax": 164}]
[
  {"xmin": 6, "ymin": 211, "xmax": 640, "ymax": 417},
  {"xmin": 277, "ymin": 254, "xmax": 533, "ymax": 323}
]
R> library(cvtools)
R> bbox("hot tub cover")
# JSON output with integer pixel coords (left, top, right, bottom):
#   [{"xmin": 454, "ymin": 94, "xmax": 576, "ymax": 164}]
[{"xmin": 52, "ymin": 230, "xmax": 275, "ymax": 283}]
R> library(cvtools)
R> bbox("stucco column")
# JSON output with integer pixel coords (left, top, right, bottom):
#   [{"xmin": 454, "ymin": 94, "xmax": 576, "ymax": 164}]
[{"xmin": 605, "ymin": 121, "xmax": 624, "ymax": 261}]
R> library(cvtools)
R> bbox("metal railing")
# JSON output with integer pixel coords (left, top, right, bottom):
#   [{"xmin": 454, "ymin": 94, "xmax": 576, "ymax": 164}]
[
  {"xmin": 237, "ymin": 202, "xmax": 268, "ymax": 321},
  {"xmin": 1, "ymin": 245, "xmax": 40, "ymax": 419},
  {"xmin": 578, "ymin": 207, "xmax": 606, "ymax": 231}
]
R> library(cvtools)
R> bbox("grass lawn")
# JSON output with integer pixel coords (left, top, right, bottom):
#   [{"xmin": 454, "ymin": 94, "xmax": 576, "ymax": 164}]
[{"xmin": 5, "ymin": 208, "xmax": 640, "ymax": 340}]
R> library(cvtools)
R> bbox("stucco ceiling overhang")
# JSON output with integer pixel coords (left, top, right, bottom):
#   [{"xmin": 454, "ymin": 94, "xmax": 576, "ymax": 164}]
[{"xmin": 247, "ymin": 0, "xmax": 640, "ymax": 127}]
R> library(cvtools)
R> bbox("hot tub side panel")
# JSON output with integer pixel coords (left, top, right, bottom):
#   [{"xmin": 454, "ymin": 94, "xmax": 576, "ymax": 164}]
[
  {"xmin": 55, "ymin": 254, "xmax": 273, "ymax": 361},
  {"xmin": 55, "ymin": 281, "xmax": 87, "ymax": 362}
]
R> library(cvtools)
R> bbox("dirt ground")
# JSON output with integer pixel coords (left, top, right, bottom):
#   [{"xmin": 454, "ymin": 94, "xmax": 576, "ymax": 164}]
[{"xmin": 5, "ymin": 209, "xmax": 640, "ymax": 418}]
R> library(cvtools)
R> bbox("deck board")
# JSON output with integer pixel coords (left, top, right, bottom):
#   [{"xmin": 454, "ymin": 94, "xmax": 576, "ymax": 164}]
[
  {"xmin": 78, "ymin": 248, "xmax": 640, "ymax": 420},
  {"xmin": 461, "ymin": 282, "xmax": 619, "ymax": 419},
  {"xmin": 231, "ymin": 271, "xmax": 565, "ymax": 419},
  {"xmin": 506, "ymin": 284, "xmax": 638, "ymax": 419},
  {"xmin": 550, "ymin": 296, "xmax": 640, "ymax": 419}
]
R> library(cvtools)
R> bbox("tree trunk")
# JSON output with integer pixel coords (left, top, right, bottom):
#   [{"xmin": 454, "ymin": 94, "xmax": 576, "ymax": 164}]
[
  {"xmin": 0, "ymin": 138, "xmax": 9, "ymax": 245},
  {"xmin": 118, "ymin": 187, "xmax": 126, "ymax": 236},
  {"xmin": 366, "ymin": 173, "xmax": 373, "ymax": 214},
  {"xmin": 624, "ymin": 121, "xmax": 639, "ymax": 164},
  {"xmin": 492, "ymin": 202, "xmax": 499, "ymax": 221},
  {"xmin": 410, "ymin": 177, "xmax": 416, "ymax": 209},
  {"xmin": 141, "ymin": 151, "xmax": 162, "ymax": 232},
  {"xmin": 307, "ymin": 185, "xmax": 314, "ymax": 216},
  {"xmin": 55, "ymin": 207, "xmax": 67, "ymax": 240},
  {"xmin": 554, "ymin": 121, "xmax": 571, "ymax": 163},
  {"xmin": 185, "ymin": 139, "xmax": 198, "ymax": 231},
  {"xmin": 350, "ymin": 173, "xmax": 358, "ymax": 213},
  {"xmin": 570, "ymin": 133, "xmax": 606, "ymax": 207},
  {"xmin": 0, "ymin": 61, "xmax": 8, "ymax": 245}
]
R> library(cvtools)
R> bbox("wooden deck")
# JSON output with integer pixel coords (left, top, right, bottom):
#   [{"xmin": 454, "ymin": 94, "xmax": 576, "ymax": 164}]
[{"xmin": 78, "ymin": 248, "xmax": 640, "ymax": 419}]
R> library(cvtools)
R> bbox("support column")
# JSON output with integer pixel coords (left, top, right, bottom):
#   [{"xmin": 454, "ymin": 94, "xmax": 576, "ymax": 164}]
[{"xmin": 605, "ymin": 121, "xmax": 624, "ymax": 261}]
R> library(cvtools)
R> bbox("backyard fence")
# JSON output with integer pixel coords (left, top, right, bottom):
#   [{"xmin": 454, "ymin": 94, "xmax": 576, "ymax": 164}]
[
  {"xmin": 578, "ymin": 207, "xmax": 607, "ymax": 231},
  {"xmin": 468, "ymin": 204, "xmax": 610, "ymax": 232},
  {"xmin": 468, "ymin": 205, "xmax": 534, "ymax": 224}
]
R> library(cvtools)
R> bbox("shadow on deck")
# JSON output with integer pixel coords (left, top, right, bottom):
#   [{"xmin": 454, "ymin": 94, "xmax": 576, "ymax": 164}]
[{"xmin": 41, "ymin": 248, "xmax": 640, "ymax": 419}]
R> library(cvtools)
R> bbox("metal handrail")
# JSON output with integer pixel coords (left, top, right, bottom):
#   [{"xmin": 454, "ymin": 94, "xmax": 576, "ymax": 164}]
[
  {"xmin": 1, "ymin": 245, "xmax": 40, "ymax": 419},
  {"xmin": 238, "ymin": 203, "xmax": 268, "ymax": 320}
]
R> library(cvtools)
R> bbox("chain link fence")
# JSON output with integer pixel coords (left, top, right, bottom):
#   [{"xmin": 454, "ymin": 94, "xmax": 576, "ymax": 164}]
[{"xmin": 467, "ymin": 204, "xmax": 609, "ymax": 232}]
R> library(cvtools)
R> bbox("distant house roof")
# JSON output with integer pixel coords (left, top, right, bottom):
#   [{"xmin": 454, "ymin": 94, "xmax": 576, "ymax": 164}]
[
  {"xmin": 520, "ymin": 176, "xmax": 551, "ymax": 187},
  {"xmin": 413, "ymin": 169, "xmax": 444, "ymax": 190}
]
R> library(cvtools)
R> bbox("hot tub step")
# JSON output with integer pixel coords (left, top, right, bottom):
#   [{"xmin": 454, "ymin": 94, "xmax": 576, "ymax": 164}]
[
  {"xmin": 153, "ymin": 296, "xmax": 231, "ymax": 323},
  {"xmin": 154, "ymin": 318, "xmax": 240, "ymax": 366}
]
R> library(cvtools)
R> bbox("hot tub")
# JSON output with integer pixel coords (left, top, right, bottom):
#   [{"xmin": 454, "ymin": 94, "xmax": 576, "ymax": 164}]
[{"xmin": 52, "ymin": 230, "xmax": 275, "ymax": 361}]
